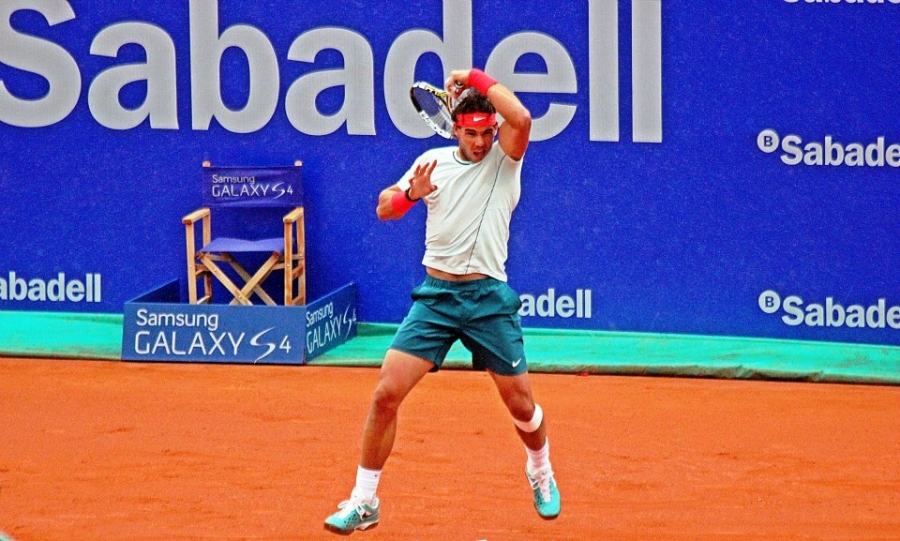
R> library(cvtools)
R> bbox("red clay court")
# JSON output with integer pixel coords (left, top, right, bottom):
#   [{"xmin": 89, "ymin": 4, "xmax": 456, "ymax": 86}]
[{"xmin": 1, "ymin": 356, "xmax": 898, "ymax": 541}]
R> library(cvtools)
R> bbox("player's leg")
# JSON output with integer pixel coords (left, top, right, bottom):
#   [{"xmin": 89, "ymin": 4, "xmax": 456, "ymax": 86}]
[
  {"xmin": 326, "ymin": 279, "xmax": 458, "ymax": 535},
  {"xmin": 490, "ymin": 371, "xmax": 561, "ymax": 520},
  {"xmin": 361, "ymin": 349, "xmax": 435, "ymax": 469},
  {"xmin": 324, "ymin": 349, "xmax": 434, "ymax": 535},
  {"xmin": 489, "ymin": 371, "xmax": 546, "ymax": 448},
  {"xmin": 460, "ymin": 278, "xmax": 560, "ymax": 519}
]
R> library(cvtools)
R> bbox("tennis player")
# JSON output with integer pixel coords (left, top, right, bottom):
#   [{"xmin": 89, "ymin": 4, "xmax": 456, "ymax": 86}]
[{"xmin": 324, "ymin": 67, "xmax": 561, "ymax": 535}]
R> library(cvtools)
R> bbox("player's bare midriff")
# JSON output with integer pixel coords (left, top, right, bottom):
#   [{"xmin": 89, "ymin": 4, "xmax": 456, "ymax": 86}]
[{"xmin": 426, "ymin": 267, "xmax": 489, "ymax": 282}]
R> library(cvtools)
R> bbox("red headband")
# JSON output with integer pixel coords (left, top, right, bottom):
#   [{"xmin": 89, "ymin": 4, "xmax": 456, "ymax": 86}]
[{"xmin": 456, "ymin": 112, "xmax": 497, "ymax": 128}]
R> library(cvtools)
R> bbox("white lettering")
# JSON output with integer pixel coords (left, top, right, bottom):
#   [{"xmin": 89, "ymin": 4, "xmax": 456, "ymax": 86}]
[
  {"xmin": 384, "ymin": 0, "xmax": 472, "ymax": 138},
  {"xmin": 134, "ymin": 308, "xmax": 220, "ymax": 332},
  {"xmin": 485, "ymin": 32, "xmax": 577, "ymax": 142},
  {"xmin": 519, "ymin": 288, "xmax": 593, "ymax": 319},
  {"xmin": 762, "ymin": 290, "xmax": 900, "ymax": 330},
  {"xmin": 306, "ymin": 302, "xmax": 334, "ymax": 326},
  {"xmin": 764, "ymin": 131, "xmax": 900, "ymax": 168},
  {"xmin": 286, "ymin": 28, "xmax": 376, "ymax": 135},
  {"xmin": 781, "ymin": 296, "xmax": 805, "ymax": 326},
  {"xmin": 306, "ymin": 314, "xmax": 345, "ymax": 352},
  {"xmin": 589, "ymin": 0, "xmax": 619, "ymax": 142},
  {"xmin": 88, "ymin": 22, "xmax": 178, "ymax": 130},
  {"xmin": 135, "ymin": 331, "xmax": 150, "ymax": 354},
  {"xmin": 0, "ymin": 271, "xmax": 101, "ymax": 303},
  {"xmin": 189, "ymin": 0, "xmax": 279, "ymax": 133},
  {"xmin": 0, "ymin": 0, "xmax": 81, "ymax": 127},
  {"xmin": 0, "ymin": 0, "xmax": 665, "ymax": 143},
  {"xmin": 631, "ymin": 0, "xmax": 663, "ymax": 143}
]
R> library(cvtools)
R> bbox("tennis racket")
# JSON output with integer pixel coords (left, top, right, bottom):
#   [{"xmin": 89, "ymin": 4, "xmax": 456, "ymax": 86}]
[{"xmin": 409, "ymin": 81, "xmax": 462, "ymax": 139}]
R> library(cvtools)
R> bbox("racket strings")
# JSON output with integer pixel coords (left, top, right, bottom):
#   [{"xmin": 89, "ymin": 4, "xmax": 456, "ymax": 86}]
[{"xmin": 411, "ymin": 86, "xmax": 455, "ymax": 138}]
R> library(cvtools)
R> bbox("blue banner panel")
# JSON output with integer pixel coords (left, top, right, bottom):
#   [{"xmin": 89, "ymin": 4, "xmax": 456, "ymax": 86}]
[
  {"xmin": 203, "ymin": 165, "xmax": 303, "ymax": 208},
  {"xmin": 122, "ymin": 280, "xmax": 306, "ymax": 364},
  {"xmin": 305, "ymin": 282, "xmax": 358, "ymax": 359},
  {"xmin": 121, "ymin": 280, "xmax": 358, "ymax": 363},
  {"xmin": 3, "ymin": 1, "xmax": 900, "ymax": 347}
]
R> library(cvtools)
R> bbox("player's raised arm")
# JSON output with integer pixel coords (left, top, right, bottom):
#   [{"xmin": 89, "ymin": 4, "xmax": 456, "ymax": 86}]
[{"xmin": 447, "ymin": 69, "xmax": 532, "ymax": 161}]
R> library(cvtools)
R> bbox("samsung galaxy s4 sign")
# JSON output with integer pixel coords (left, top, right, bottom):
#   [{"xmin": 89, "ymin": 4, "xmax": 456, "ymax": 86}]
[{"xmin": 123, "ymin": 302, "xmax": 305, "ymax": 364}]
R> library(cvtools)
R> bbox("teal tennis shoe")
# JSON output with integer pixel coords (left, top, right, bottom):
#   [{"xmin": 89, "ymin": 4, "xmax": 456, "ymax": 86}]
[
  {"xmin": 526, "ymin": 465, "xmax": 561, "ymax": 519},
  {"xmin": 324, "ymin": 493, "xmax": 380, "ymax": 535}
]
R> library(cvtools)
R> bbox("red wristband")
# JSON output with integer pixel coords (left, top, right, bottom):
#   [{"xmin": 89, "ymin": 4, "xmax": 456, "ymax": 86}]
[
  {"xmin": 467, "ymin": 68, "xmax": 498, "ymax": 95},
  {"xmin": 391, "ymin": 189, "xmax": 417, "ymax": 214}
]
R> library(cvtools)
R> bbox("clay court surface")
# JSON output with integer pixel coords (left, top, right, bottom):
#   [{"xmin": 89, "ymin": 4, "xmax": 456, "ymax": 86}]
[{"xmin": 1, "ymin": 357, "xmax": 898, "ymax": 541}]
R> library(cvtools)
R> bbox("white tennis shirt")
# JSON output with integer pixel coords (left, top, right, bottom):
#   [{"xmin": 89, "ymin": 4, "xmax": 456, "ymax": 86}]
[{"xmin": 396, "ymin": 144, "xmax": 522, "ymax": 281}]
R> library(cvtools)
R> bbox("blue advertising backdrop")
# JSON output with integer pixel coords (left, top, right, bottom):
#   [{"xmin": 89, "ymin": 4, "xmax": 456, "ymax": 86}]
[{"xmin": 1, "ymin": 0, "xmax": 899, "ymax": 345}]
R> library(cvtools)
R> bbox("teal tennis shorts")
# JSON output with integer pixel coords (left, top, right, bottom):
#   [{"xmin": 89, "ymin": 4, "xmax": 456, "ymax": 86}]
[{"xmin": 390, "ymin": 275, "xmax": 527, "ymax": 376}]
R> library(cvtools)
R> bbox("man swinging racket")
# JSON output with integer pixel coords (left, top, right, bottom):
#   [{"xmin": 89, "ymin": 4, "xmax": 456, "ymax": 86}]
[{"xmin": 324, "ymin": 67, "xmax": 561, "ymax": 535}]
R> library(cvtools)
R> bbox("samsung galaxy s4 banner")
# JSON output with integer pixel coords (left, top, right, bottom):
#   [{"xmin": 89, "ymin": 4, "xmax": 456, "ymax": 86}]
[{"xmin": 122, "ymin": 280, "xmax": 357, "ymax": 364}]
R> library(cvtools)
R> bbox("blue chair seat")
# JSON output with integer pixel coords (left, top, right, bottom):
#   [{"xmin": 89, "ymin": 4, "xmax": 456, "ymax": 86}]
[{"xmin": 203, "ymin": 237, "xmax": 285, "ymax": 254}]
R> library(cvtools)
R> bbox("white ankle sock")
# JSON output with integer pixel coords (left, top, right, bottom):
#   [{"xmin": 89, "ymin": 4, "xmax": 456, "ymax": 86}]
[
  {"xmin": 526, "ymin": 439, "xmax": 551, "ymax": 472},
  {"xmin": 354, "ymin": 466, "xmax": 381, "ymax": 502}
]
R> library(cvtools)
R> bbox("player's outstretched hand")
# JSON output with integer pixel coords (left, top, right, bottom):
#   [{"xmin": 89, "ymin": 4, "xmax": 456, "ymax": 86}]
[{"xmin": 409, "ymin": 159, "xmax": 438, "ymax": 200}]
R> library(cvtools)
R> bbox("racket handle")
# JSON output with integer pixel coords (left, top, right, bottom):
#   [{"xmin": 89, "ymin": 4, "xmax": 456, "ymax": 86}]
[{"xmin": 449, "ymin": 80, "xmax": 465, "ymax": 102}]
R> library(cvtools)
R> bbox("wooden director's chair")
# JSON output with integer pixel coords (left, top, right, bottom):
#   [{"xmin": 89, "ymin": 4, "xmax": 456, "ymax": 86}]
[{"xmin": 182, "ymin": 161, "xmax": 306, "ymax": 306}]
